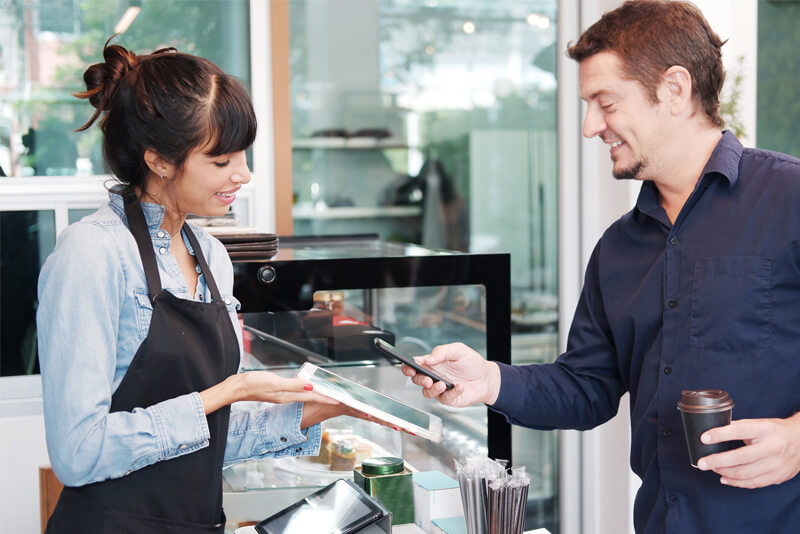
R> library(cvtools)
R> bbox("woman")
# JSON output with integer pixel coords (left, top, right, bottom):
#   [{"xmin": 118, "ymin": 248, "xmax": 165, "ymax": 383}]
[{"xmin": 37, "ymin": 40, "xmax": 358, "ymax": 533}]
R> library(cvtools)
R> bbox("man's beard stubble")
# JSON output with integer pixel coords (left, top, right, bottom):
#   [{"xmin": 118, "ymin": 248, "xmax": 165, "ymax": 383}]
[{"xmin": 613, "ymin": 161, "xmax": 643, "ymax": 181}]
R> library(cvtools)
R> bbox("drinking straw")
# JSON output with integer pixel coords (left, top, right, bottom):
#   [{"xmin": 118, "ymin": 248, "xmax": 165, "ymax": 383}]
[{"xmin": 457, "ymin": 455, "xmax": 531, "ymax": 534}]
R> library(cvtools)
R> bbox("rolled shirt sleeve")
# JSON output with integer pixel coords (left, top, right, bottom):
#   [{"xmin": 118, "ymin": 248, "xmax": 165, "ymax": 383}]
[{"xmin": 223, "ymin": 402, "xmax": 322, "ymax": 465}]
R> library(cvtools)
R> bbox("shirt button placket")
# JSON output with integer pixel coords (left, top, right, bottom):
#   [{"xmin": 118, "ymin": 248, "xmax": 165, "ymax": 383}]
[{"xmin": 661, "ymin": 230, "xmax": 680, "ymax": 516}]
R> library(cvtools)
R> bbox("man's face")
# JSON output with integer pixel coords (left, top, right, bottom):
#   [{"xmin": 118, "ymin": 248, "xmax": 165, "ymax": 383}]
[{"xmin": 578, "ymin": 51, "xmax": 667, "ymax": 181}]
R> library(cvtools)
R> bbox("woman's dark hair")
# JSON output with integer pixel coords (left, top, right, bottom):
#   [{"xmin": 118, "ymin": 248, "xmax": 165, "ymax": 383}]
[
  {"xmin": 74, "ymin": 38, "xmax": 256, "ymax": 190},
  {"xmin": 567, "ymin": 0, "xmax": 726, "ymax": 128}
]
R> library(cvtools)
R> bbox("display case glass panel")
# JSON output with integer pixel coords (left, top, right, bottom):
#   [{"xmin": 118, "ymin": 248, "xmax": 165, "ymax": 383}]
[
  {"xmin": 222, "ymin": 237, "xmax": 559, "ymax": 532},
  {"xmin": 222, "ymin": 236, "xmax": 524, "ymax": 528}
]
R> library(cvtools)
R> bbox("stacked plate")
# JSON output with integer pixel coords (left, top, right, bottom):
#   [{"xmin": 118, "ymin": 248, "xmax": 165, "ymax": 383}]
[{"xmin": 215, "ymin": 233, "xmax": 279, "ymax": 260}]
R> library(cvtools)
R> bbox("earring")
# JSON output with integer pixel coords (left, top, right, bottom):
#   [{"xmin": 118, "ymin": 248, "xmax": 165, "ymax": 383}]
[{"xmin": 160, "ymin": 171, "xmax": 165, "ymax": 181}]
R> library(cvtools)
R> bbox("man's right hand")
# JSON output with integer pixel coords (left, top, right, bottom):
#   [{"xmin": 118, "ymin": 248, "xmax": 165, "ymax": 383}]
[{"xmin": 401, "ymin": 342, "xmax": 501, "ymax": 407}]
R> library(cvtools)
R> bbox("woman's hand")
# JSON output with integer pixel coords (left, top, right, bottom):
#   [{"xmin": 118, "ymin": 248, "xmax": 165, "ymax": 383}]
[
  {"xmin": 300, "ymin": 402, "xmax": 412, "ymax": 435},
  {"xmin": 201, "ymin": 371, "xmax": 415, "ymax": 436},
  {"xmin": 199, "ymin": 370, "xmax": 337, "ymax": 415}
]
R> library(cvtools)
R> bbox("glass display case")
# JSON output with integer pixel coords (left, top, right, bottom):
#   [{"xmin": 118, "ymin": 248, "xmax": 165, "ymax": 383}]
[{"xmin": 221, "ymin": 234, "xmax": 512, "ymax": 529}]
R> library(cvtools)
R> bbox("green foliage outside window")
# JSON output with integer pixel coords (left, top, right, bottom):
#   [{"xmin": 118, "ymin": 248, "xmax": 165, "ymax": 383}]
[{"xmin": 756, "ymin": 0, "xmax": 800, "ymax": 157}]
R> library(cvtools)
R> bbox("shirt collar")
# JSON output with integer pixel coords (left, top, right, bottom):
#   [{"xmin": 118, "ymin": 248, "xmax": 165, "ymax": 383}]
[
  {"xmin": 109, "ymin": 190, "xmax": 166, "ymax": 230},
  {"xmin": 700, "ymin": 129, "xmax": 742, "ymax": 186},
  {"xmin": 635, "ymin": 130, "xmax": 743, "ymax": 217}
]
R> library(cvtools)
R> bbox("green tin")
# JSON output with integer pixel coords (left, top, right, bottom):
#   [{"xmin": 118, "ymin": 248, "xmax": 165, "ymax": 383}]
[{"xmin": 354, "ymin": 457, "xmax": 414, "ymax": 525}]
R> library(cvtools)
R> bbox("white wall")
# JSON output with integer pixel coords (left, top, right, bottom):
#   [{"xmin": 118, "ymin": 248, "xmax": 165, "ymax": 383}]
[
  {"xmin": 0, "ymin": 376, "xmax": 48, "ymax": 533},
  {"xmin": 695, "ymin": 0, "xmax": 758, "ymax": 147},
  {"xmin": 0, "ymin": 414, "xmax": 49, "ymax": 533}
]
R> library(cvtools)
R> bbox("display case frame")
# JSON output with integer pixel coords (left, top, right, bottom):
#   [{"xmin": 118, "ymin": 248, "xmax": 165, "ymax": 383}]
[{"xmin": 231, "ymin": 234, "xmax": 512, "ymax": 463}]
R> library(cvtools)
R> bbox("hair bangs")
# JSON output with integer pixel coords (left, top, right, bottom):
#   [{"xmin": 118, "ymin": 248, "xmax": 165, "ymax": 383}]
[{"xmin": 204, "ymin": 76, "xmax": 257, "ymax": 157}]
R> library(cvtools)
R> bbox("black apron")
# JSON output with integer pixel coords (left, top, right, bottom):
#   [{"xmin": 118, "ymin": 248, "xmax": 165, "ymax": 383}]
[{"xmin": 45, "ymin": 194, "xmax": 240, "ymax": 533}]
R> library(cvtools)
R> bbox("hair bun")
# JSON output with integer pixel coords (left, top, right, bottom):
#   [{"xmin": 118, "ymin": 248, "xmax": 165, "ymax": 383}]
[
  {"xmin": 75, "ymin": 40, "xmax": 139, "ymax": 130},
  {"xmin": 83, "ymin": 43, "xmax": 138, "ymax": 111}
]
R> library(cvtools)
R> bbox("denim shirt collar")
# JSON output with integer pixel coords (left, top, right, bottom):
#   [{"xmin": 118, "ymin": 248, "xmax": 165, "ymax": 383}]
[{"xmin": 108, "ymin": 190, "xmax": 167, "ymax": 231}]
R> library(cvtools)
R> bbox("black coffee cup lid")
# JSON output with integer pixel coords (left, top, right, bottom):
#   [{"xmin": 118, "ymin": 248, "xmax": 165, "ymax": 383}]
[{"xmin": 677, "ymin": 389, "xmax": 734, "ymax": 413}]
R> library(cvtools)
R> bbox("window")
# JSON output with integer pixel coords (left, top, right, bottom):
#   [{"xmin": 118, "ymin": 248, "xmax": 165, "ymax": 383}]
[
  {"xmin": 757, "ymin": 0, "xmax": 800, "ymax": 157},
  {"xmin": 287, "ymin": 2, "xmax": 560, "ymax": 530},
  {"xmin": 0, "ymin": 0, "xmax": 251, "ymax": 377}
]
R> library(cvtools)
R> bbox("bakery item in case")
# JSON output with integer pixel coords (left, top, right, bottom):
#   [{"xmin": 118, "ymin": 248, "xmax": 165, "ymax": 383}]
[{"xmin": 329, "ymin": 438, "xmax": 356, "ymax": 472}]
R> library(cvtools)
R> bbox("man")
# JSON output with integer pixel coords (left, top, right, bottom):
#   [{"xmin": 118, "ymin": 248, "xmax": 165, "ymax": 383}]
[{"xmin": 404, "ymin": 1, "xmax": 800, "ymax": 532}]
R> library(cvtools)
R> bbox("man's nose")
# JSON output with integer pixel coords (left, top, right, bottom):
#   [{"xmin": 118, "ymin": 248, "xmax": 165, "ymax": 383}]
[{"xmin": 582, "ymin": 106, "xmax": 606, "ymax": 138}]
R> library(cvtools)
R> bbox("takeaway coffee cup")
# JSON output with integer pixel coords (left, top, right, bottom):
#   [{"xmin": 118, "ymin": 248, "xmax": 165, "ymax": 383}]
[{"xmin": 677, "ymin": 390, "xmax": 736, "ymax": 467}]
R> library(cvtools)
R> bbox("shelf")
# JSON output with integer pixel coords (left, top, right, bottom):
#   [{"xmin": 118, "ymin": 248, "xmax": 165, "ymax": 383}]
[
  {"xmin": 292, "ymin": 137, "xmax": 410, "ymax": 150},
  {"xmin": 292, "ymin": 205, "xmax": 421, "ymax": 220}
]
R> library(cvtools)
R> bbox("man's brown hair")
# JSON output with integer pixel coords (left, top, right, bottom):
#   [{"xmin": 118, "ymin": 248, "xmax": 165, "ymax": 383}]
[{"xmin": 567, "ymin": 0, "xmax": 725, "ymax": 127}]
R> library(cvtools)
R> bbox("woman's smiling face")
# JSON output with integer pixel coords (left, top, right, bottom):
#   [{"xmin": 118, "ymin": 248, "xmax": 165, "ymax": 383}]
[{"xmin": 158, "ymin": 148, "xmax": 251, "ymax": 219}]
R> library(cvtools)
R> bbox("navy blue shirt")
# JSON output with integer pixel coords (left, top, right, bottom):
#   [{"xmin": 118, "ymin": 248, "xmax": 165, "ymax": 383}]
[{"xmin": 493, "ymin": 131, "xmax": 800, "ymax": 533}]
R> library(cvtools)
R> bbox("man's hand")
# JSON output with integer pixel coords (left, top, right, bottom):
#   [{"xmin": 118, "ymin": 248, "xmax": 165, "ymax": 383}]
[
  {"xmin": 401, "ymin": 342, "xmax": 501, "ymax": 407},
  {"xmin": 697, "ymin": 412, "xmax": 800, "ymax": 489}
]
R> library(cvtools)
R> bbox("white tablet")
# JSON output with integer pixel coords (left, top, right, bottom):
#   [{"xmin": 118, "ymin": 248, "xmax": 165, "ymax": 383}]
[{"xmin": 296, "ymin": 362, "xmax": 443, "ymax": 442}]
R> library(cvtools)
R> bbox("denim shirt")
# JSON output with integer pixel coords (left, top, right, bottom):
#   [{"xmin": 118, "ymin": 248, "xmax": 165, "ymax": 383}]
[{"xmin": 37, "ymin": 192, "xmax": 321, "ymax": 487}]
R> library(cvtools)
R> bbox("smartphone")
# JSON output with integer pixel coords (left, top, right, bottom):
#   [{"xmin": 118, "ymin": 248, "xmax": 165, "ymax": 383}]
[
  {"xmin": 373, "ymin": 338, "xmax": 455, "ymax": 390},
  {"xmin": 296, "ymin": 362, "xmax": 443, "ymax": 442}
]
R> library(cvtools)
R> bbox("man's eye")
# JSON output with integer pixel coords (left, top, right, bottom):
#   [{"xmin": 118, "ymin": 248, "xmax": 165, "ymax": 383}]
[{"xmin": 601, "ymin": 103, "xmax": 616, "ymax": 112}]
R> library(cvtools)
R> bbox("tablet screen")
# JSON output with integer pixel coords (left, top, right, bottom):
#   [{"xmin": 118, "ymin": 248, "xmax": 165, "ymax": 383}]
[
  {"xmin": 256, "ymin": 479, "xmax": 381, "ymax": 534},
  {"xmin": 303, "ymin": 365, "xmax": 431, "ymax": 430}
]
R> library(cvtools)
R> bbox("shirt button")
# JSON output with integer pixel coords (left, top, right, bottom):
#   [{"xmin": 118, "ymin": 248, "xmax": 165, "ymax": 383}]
[
  {"xmin": 664, "ymin": 366, "xmax": 672, "ymax": 375},
  {"xmin": 159, "ymin": 247, "xmax": 167, "ymax": 255},
  {"xmin": 280, "ymin": 437, "xmax": 287, "ymax": 443},
  {"xmin": 195, "ymin": 265, "xmax": 201, "ymax": 273},
  {"xmin": 157, "ymin": 230, "xmax": 166, "ymax": 238},
  {"xmin": 669, "ymin": 236, "xmax": 678, "ymax": 245},
  {"xmin": 669, "ymin": 494, "xmax": 678, "ymax": 502},
  {"xmin": 661, "ymin": 427, "xmax": 672, "ymax": 437},
  {"xmin": 224, "ymin": 298, "xmax": 231, "ymax": 305},
  {"xmin": 667, "ymin": 300, "xmax": 678, "ymax": 309}
]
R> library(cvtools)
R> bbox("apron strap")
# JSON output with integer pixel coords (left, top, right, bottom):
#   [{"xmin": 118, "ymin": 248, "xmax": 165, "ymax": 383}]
[
  {"xmin": 123, "ymin": 192, "xmax": 163, "ymax": 301},
  {"xmin": 182, "ymin": 224, "xmax": 224, "ymax": 304}
]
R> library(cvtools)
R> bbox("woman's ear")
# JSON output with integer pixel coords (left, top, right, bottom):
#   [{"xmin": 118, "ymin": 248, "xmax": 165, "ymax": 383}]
[
  {"xmin": 143, "ymin": 149, "xmax": 173, "ymax": 179},
  {"xmin": 662, "ymin": 65, "xmax": 693, "ymax": 117}
]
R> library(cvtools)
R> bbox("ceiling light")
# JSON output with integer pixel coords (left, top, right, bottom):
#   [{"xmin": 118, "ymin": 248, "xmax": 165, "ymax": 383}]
[
  {"xmin": 114, "ymin": 2, "xmax": 142, "ymax": 34},
  {"xmin": 526, "ymin": 13, "xmax": 550, "ymax": 30}
]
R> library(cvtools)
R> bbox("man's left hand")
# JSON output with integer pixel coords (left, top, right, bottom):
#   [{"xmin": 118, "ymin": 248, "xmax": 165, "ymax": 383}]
[{"xmin": 697, "ymin": 413, "xmax": 800, "ymax": 489}]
